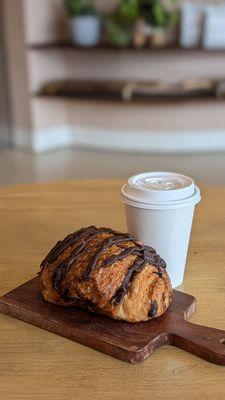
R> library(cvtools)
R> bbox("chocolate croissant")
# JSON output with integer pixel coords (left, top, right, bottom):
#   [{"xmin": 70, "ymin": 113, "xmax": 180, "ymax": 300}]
[{"xmin": 40, "ymin": 226, "xmax": 172, "ymax": 322}]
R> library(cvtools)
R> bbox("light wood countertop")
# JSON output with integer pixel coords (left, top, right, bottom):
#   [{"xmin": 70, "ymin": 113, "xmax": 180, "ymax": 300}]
[{"xmin": 0, "ymin": 180, "xmax": 225, "ymax": 399}]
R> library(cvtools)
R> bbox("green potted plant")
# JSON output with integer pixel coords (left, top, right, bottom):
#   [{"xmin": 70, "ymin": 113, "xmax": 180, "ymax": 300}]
[
  {"xmin": 137, "ymin": 0, "xmax": 179, "ymax": 47},
  {"xmin": 64, "ymin": 0, "xmax": 101, "ymax": 47},
  {"xmin": 104, "ymin": 0, "xmax": 139, "ymax": 47}
]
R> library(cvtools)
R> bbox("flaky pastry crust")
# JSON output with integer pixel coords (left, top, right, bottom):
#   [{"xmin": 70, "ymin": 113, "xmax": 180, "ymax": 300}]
[{"xmin": 40, "ymin": 226, "xmax": 172, "ymax": 322}]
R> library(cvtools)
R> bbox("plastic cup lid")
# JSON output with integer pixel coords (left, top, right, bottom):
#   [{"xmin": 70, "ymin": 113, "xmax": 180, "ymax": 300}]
[{"xmin": 121, "ymin": 172, "xmax": 201, "ymax": 210}]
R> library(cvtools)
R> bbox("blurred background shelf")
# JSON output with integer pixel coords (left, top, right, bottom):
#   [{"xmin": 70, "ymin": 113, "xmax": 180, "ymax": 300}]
[
  {"xmin": 35, "ymin": 77, "xmax": 223, "ymax": 104},
  {"xmin": 35, "ymin": 93, "xmax": 217, "ymax": 102},
  {"xmin": 2, "ymin": 0, "xmax": 225, "ymax": 156},
  {"xmin": 0, "ymin": 0, "xmax": 225, "ymax": 190},
  {"xmin": 28, "ymin": 42, "xmax": 225, "ymax": 54}
]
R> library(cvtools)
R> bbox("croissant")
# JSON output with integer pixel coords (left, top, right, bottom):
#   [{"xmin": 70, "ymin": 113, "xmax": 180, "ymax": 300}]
[{"xmin": 40, "ymin": 226, "xmax": 172, "ymax": 322}]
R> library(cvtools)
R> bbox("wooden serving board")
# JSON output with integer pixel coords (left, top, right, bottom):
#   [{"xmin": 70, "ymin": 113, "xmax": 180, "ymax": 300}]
[{"xmin": 0, "ymin": 277, "xmax": 225, "ymax": 365}]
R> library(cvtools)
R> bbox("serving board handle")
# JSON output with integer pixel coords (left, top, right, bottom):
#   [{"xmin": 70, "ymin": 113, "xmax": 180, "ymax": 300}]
[{"xmin": 171, "ymin": 320, "xmax": 225, "ymax": 366}]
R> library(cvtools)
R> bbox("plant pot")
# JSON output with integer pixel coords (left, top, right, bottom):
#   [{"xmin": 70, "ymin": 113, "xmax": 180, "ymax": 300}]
[
  {"xmin": 70, "ymin": 15, "xmax": 101, "ymax": 47},
  {"xmin": 150, "ymin": 27, "xmax": 167, "ymax": 47},
  {"xmin": 133, "ymin": 21, "xmax": 169, "ymax": 48}
]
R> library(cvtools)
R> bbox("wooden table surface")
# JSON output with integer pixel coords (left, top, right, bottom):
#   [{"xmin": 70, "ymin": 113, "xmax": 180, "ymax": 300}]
[{"xmin": 0, "ymin": 180, "xmax": 225, "ymax": 400}]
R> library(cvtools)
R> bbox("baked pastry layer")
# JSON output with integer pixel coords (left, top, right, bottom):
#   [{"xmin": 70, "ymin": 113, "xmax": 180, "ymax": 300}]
[{"xmin": 40, "ymin": 226, "xmax": 172, "ymax": 322}]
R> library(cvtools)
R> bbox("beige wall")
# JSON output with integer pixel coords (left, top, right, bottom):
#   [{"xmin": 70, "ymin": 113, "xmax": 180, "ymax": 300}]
[
  {"xmin": 23, "ymin": 0, "xmax": 221, "ymax": 44},
  {"xmin": 3, "ymin": 0, "xmax": 32, "ymax": 148},
  {"xmin": 23, "ymin": 0, "xmax": 119, "ymax": 44},
  {"xmin": 28, "ymin": 49, "xmax": 225, "ymax": 93},
  {"xmin": 32, "ymin": 96, "xmax": 225, "ymax": 132},
  {"xmin": 3, "ymin": 0, "xmax": 225, "ymax": 152}
]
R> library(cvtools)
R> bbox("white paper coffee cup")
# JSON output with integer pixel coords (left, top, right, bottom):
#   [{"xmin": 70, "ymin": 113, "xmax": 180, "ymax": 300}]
[{"xmin": 121, "ymin": 172, "xmax": 201, "ymax": 288}]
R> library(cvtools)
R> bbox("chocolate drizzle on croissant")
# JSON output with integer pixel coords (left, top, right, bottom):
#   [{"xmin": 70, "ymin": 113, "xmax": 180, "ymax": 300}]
[
  {"xmin": 41, "ymin": 226, "xmax": 101, "ymax": 267},
  {"xmin": 40, "ymin": 226, "xmax": 172, "ymax": 322}
]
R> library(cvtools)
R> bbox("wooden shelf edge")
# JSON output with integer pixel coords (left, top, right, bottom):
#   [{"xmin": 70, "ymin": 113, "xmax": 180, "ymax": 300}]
[
  {"xmin": 27, "ymin": 42, "xmax": 225, "ymax": 54},
  {"xmin": 32, "ymin": 92, "xmax": 223, "ymax": 105}
]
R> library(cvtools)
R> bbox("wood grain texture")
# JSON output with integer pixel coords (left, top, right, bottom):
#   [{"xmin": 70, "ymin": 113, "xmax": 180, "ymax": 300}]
[
  {"xmin": 1, "ymin": 278, "xmax": 225, "ymax": 365},
  {"xmin": 0, "ymin": 180, "xmax": 225, "ymax": 399}
]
